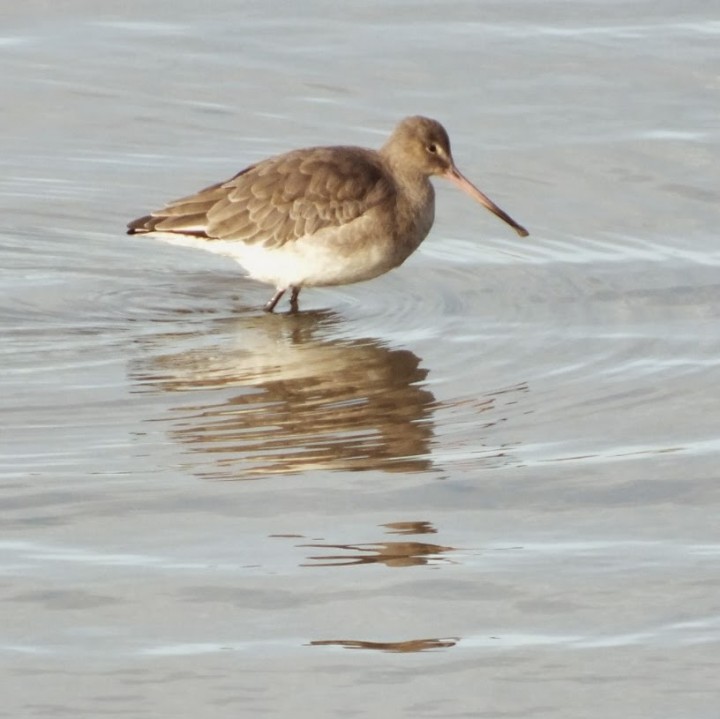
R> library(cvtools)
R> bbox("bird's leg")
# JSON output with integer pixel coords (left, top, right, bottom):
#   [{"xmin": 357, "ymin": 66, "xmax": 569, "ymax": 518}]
[
  {"xmin": 263, "ymin": 288, "xmax": 286, "ymax": 313},
  {"xmin": 289, "ymin": 286, "xmax": 301, "ymax": 314}
]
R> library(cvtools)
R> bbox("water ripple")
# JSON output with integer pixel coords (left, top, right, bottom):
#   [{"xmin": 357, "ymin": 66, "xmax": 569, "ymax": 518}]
[{"xmin": 3, "ymin": 211, "xmax": 719, "ymax": 480}]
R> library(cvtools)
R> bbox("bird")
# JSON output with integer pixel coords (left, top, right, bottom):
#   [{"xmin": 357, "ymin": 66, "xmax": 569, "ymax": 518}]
[{"xmin": 127, "ymin": 116, "xmax": 528, "ymax": 313}]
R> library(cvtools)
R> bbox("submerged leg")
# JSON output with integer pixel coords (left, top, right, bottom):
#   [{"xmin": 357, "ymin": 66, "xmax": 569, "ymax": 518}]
[
  {"xmin": 263, "ymin": 288, "xmax": 286, "ymax": 313},
  {"xmin": 289, "ymin": 286, "xmax": 301, "ymax": 314}
]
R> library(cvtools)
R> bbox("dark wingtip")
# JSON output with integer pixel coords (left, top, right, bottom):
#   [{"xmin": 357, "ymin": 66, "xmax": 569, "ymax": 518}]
[{"xmin": 127, "ymin": 214, "xmax": 153, "ymax": 235}]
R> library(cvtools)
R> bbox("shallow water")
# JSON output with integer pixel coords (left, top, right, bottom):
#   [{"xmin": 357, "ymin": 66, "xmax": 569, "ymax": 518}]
[{"xmin": 2, "ymin": 1, "xmax": 719, "ymax": 717}]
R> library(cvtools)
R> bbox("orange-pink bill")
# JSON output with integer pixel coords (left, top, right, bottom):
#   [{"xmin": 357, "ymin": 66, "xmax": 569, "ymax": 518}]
[{"xmin": 444, "ymin": 167, "xmax": 529, "ymax": 237}]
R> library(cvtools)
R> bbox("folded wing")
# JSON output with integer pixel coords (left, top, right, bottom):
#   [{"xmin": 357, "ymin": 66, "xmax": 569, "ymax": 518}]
[{"xmin": 127, "ymin": 147, "xmax": 394, "ymax": 248}]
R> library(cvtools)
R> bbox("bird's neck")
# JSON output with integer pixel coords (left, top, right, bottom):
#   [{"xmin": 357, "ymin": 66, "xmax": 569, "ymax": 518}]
[{"xmin": 380, "ymin": 150, "xmax": 430, "ymax": 198}]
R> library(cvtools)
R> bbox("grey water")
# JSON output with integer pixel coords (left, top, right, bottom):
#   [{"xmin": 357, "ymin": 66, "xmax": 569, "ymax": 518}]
[{"xmin": 2, "ymin": 1, "xmax": 719, "ymax": 717}]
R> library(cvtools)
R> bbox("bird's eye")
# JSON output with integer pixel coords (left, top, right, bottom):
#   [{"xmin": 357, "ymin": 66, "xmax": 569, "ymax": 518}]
[{"xmin": 426, "ymin": 143, "xmax": 438, "ymax": 154}]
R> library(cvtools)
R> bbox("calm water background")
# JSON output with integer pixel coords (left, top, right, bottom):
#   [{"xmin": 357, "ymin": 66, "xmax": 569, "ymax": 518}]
[{"xmin": 2, "ymin": 1, "xmax": 719, "ymax": 717}]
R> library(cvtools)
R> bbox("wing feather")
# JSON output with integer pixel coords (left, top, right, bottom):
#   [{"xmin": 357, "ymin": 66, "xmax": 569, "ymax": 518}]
[{"xmin": 127, "ymin": 147, "xmax": 394, "ymax": 246}]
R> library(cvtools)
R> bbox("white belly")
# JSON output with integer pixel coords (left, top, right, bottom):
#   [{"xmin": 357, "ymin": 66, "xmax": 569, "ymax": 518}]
[{"xmin": 146, "ymin": 213, "xmax": 419, "ymax": 289}]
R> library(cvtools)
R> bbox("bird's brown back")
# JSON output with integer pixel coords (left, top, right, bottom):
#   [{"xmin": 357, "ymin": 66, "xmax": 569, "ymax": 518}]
[{"xmin": 127, "ymin": 147, "xmax": 397, "ymax": 248}]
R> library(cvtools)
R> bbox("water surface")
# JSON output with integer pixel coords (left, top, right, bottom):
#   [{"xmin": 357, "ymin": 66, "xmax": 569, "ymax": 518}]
[{"xmin": 2, "ymin": 1, "xmax": 719, "ymax": 717}]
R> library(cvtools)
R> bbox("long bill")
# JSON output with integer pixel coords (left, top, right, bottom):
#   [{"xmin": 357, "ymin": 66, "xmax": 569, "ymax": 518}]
[{"xmin": 444, "ymin": 167, "xmax": 529, "ymax": 237}]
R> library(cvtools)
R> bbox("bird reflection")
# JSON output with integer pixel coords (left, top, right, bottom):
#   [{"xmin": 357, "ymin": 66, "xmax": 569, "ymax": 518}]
[
  {"xmin": 382, "ymin": 520, "xmax": 437, "ymax": 535},
  {"xmin": 300, "ymin": 539, "xmax": 454, "ymax": 567},
  {"xmin": 131, "ymin": 310, "xmax": 436, "ymax": 478},
  {"xmin": 299, "ymin": 519, "xmax": 453, "ymax": 567},
  {"xmin": 309, "ymin": 637, "xmax": 458, "ymax": 653}
]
